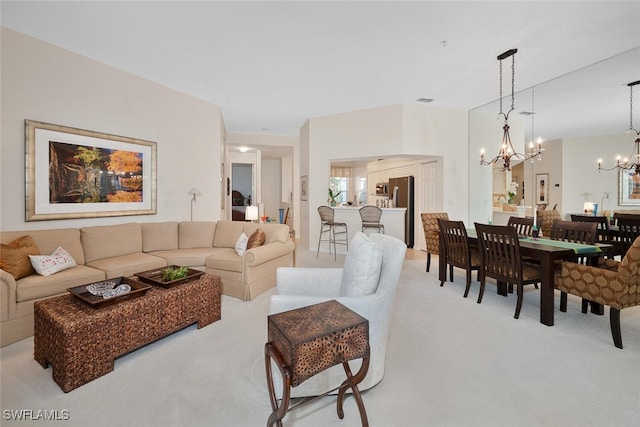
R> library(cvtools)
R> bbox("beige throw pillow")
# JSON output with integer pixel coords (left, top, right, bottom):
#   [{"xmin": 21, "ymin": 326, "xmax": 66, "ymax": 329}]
[{"xmin": 0, "ymin": 235, "xmax": 40, "ymax": 279}]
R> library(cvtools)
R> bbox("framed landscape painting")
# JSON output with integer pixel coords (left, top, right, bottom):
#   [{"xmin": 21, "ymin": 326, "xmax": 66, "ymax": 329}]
[
  {"xmin": 619, "ymin": 169, "xmax": 640, "ymax": 205},
  {"xmin": 25, "ymin": 120, "xmax": 157, "ymax": 221}
]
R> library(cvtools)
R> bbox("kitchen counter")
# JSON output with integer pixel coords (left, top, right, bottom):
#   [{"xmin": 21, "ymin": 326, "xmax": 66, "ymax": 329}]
[{"xmin": 329, "ymin": 206, "xmax": 407, "ymax": 252}]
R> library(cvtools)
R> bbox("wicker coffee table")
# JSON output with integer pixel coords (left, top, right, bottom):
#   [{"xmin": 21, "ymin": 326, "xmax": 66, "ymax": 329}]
[
  {"xmin": 34, "ymin": 273, "xmax": 221, "ymax": 392},
  {"xmin": 265, "ymin": 300, "xmax": 370, "ymax": 427}
]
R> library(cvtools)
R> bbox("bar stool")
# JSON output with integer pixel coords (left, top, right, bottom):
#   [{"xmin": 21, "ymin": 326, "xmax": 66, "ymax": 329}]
[
  {"xmin": 359, "ymin": 205, "xmax": 384, "ymax": 234},
  {"xmin": 317, "ymin": 206, "xmax": 348, "ymax": 260}
]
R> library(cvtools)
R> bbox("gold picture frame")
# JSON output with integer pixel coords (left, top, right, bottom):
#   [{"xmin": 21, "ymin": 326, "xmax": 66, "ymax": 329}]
[{"xmin": 25, "ymin": 120, "xmax": 157, "ymax": 221}]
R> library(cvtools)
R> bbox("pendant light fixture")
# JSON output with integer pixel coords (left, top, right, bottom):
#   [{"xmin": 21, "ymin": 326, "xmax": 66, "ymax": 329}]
[
  {"xmin": 598, "ymin": 80, "xmax": 640, "ymax": 174},
  {"xmin": 480, "ymin": 49, "xmax": 543, "ymax": 172}
]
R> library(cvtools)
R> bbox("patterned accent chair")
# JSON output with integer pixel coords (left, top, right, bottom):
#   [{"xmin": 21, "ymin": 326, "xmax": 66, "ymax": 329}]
[
  {"xmin": 421, "ymin": 212, "xmax": 449, "ymax": 272},
  {"xmin": 539, "ymin": 209, "xmax": 561, "ymax": 237},
  {"xmin": 554, "ymin": 235, "xmax": 640, "ymax": 349}
]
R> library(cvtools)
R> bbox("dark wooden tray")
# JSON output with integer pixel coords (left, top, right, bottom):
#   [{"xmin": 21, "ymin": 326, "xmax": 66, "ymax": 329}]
[
  {"xmin": 68, "ymin": 277, "xmax": 151, "ymax": 308},
  {"xmin": 134, "ymin": 266, "xmax": 204, "ymax": 288}
]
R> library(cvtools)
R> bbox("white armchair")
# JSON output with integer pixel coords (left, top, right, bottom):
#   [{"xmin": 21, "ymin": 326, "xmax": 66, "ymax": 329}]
[{"xmin": 269, "ymin": 232, "xmax": 407, "ymax": 397}]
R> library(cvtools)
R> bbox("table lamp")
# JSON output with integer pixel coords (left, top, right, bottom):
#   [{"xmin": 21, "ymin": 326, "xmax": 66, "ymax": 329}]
[{"xmin": 245, "ymin": 205, "xmax": 259, "ymax": 222}]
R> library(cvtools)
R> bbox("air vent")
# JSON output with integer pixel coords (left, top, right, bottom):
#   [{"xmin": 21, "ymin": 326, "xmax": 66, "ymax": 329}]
[
  {"xmin": 416, "ymin": 98, "xmax": 434, "ymax": 103},
  {"xmin": 519, "ymin": 111, "xmax": 535, "ymax": 116}
]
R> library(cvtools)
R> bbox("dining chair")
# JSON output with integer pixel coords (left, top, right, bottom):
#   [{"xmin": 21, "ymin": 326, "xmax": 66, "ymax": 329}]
[
  {"xmin": 549, "ymin": 220, "xmax": 599, "ymax": 312},
  {"xmin": 538, "ymin": 210, "xmax": 561, "ymax": 237},
  {"xmin": 554, "ymin": 235, "xmax": 640, "ymax": 349},
  {"xmin": 616, "ymin": 216, "xmax": 640, "ymax": 258},
  {"xmin": 437, "ymin": 219, "xmax": 481, "ymax": 298},
  {"xmin": 570, "ymin": 214, "xmax": 620, "ymax": 259},
  {"xmin": 507, "ymin": 216, "xmax": 534, "ymax": 236},
  {"xmin": 359, "ymin": 205, "xmax": 385, "ymax": 234},
  {"xmin": 474, "ymin": 223, "xmax": 541, "ymax": 319},
  {"xmin": 316, "ymin": 206, "xmax": 348, "ymax": 260},
  {"xmin": 421, "ymin": 212, "xmax": 449, "ymax": 272}
]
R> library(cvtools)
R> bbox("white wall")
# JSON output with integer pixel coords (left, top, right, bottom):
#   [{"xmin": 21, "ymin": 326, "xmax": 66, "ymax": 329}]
[
  {"xmin": 1, "ymin": 28, "xmax": 223, "ymax": 231},
  {"xmin": 261, "ymin": 159, "xmax": 281, "ymax": 221}
]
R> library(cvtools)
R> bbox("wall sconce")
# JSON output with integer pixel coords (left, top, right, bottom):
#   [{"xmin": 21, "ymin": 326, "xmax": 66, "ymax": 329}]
[
  {"xmin": 245, "ymin": 205, "xmax": 259, "ymax": 222},
  {"xmin": 187, "ymin": 187, "xmax": 202, "ymax": 221}
]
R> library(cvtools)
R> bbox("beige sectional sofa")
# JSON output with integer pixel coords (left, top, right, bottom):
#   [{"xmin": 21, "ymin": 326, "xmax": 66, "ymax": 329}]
[{"xmin": 1, "ymin": 220, "xmax": 294, "ymax": 347}]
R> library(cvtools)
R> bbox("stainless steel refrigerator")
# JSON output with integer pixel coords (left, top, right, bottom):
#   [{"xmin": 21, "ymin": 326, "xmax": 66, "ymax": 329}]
[{"xmin": 389, "ymin": 176, "xmax": 414, "ymax": 248}]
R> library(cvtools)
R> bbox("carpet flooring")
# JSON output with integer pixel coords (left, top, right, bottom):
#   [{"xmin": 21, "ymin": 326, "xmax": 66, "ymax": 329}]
[{"xmin": 1, "ymin": 247, "xmax": 639, "ymax": 426}]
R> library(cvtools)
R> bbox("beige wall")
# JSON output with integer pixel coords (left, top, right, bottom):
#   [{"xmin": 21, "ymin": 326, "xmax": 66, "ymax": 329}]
[{"xmin": 1, "ymin": 28, "xmax": 223, "ymax": 231}]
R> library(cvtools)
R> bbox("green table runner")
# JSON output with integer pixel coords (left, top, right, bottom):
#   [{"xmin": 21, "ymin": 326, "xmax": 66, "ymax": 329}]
[
  {"xmin": 466, "ymin": 229, "xmax": 601, "ymax": 254},
  {"xmin": 519, "ymin": 237, "xmax": 601, "ymax": 254}
]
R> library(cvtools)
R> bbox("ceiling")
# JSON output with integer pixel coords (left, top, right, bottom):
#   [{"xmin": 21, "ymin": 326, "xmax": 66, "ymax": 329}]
[{"xmin": 2, "ymin": 1, "xmax": 639, "ymax": 141}]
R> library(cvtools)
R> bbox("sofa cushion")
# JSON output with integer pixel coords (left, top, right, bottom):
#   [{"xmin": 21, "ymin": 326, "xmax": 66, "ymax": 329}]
[
  {"xmin": 81, "ymin": 223, "xmax": 142, "ymax": 263},
  {"xmin": 29, "ymin": 246, "xmax": 77, "ymax": 276},
  {"xmin": 16, "ymin": 265, "xmax": 105, "ymax": 302},
  {"xmin": 247, "ymin": 229, "xmax": 266, "ymax": 249},
  {"xmin": 178, "ymin": 222, "xmax": 216, "ymax": 249},
  {"xmin": 213, "ymin": 221, "xmax": 245, "ymax": 248},
  {"xmin": 86, "ymin": 253, "xmax": 166, "ymax": 279},
  {"xmin": 1, "ymin": 228, "xmax": 85, "ymax": 265},
  {"xmin": 340, "ymin": 232, "xmax": 383, "ymax": 297},
  {"xmin": 205, "ymin": 249, "xmax": 242, "ymax": 272},
  {"xmin": 141, "ymin": 222, "xmax": 179, "ymax": 252},
  {"xmin": 244, "ymin": 223, "xmax": 289, "ymax": 244},
  {"xmin": 0, "ymin": 236, "xmax": 40, "ymax": 279},
  {"xmin": 149, "ymin": 247, "xmax": 227, "ymax": 267}
]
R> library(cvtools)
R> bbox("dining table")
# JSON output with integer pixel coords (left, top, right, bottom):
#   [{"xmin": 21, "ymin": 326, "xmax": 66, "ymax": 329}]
[{"xmin": 438, "ymin": 228, "xmax": 610, "ymax": 326}]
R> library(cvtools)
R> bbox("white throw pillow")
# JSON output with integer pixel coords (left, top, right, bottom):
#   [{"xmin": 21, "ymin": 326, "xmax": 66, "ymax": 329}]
[
  {"xmin": 235, "ymin": 232, "xmax": 249, "ymax": 256},
  {"xmin": 29, "ymin": 246, "xmax": 77, "ymax": 276},
  {"xmin": 340, "ymin": 232, "xmax": 383, "ymax": 296}
]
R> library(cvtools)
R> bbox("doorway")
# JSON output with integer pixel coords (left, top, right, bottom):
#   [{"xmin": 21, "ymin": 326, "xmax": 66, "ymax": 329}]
[{"xmin": 231, "ymin": 163, "xmax": 253, "ymax": 221}]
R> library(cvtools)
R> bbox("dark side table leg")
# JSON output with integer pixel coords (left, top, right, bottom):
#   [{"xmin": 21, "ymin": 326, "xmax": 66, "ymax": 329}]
[
  {"xmin": 336, "ymin": 355, "xmax": 370, "ymax": 427},
  {"xmin": 265, "ymin": 343, "xmax": 291, "ymax": 427}
]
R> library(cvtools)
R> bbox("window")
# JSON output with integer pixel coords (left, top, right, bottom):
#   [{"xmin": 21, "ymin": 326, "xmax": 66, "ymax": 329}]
[{"xmin": 330, "ymin": 177, "xmax": 348, "ymax": 204}]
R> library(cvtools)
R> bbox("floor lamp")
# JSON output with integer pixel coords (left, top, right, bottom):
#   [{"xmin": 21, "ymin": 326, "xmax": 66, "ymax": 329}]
[{"xmin": 187, "ymin": 188, "xmax": 202, "ymax": 221}]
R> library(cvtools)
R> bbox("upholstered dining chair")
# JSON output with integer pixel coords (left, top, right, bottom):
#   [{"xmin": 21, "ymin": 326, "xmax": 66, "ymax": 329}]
[
  {"xmin": 554, "ymin": 235, "xmax": 640, "ymax": 349},
  {"xmin": 316, "ymin": 205, "xmax": 348, "ymax": 260},
  {"xmin": 538, "ymin": 209, "xmax": 562, "ymax": 238},
  {"xmin": 474, "ymin": 223, "xmax": 542, "ymax": 318},
  {"xmin": 359, "ymin": 205, "xmax": 384, "ymax": 234},
  {"xmin": 269, "ymin": 232, "xmax": 407, "ymax": 396},
  {"xmin": 507, "ymin": 216, "xmax": 534, "ymax": 236},
  {"xmin": 421, "ymin": 212, "xmax": 449, "ymax": 272},
  {"xmin": 438, "ymin": 219, "xmax": 481, "ymax": 298}
]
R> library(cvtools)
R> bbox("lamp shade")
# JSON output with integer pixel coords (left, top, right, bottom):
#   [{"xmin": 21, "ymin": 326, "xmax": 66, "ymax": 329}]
[{"xmin": 245, "ymin": 205, "xmax": 259, "ymax": 221}]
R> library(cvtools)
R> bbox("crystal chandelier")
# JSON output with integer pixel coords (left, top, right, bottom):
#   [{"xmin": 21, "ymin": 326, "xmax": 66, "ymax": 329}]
[
  {"xmin": 480, "ymin": 49, "xmax": 543, "ymax": 172},
  {"xmin": 598, "ymin": 80, "xmax": 640, "ymax": 174}
]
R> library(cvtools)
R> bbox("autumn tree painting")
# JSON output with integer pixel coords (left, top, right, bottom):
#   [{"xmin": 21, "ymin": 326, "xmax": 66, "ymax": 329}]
[{"xmin": 49, "ymin": 141, "xmax": 143, "ymax": 203}]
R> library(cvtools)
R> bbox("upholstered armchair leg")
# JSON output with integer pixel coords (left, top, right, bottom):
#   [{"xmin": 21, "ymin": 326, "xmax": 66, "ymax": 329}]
[
  {"xmin": 610, "ymin": 308, "xmax": 623, "ymax": 349},
  {"xmin": 560, "ymin": 292, "xmax": 567, "ymax": 312},
  {"xmin": 581, "ymin": 299, "xmax": 589, "ymax": 314},
  {"xmin": 426, "ymin": 253, "xmax": 431, "ymax": 272}
]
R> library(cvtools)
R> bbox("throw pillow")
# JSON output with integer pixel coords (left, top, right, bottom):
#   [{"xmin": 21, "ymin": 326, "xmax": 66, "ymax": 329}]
[
  {"xmin": 340, "ymin": 232, "xmax": 383, "ymax": 296},
  {"xmin": 235, "ymin": 232, "xmax": 249, "ymax": 256},
  {"xmin": 247, "ymin": 229, "xmax": 266, "ymax": 249},
  {"xmin": 29, "ymin": 246, "xmax": 78, "ymax": 276},
  {"xmin": 0, "ymin": 235, "xmax": 40, "ymax": 280}
]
